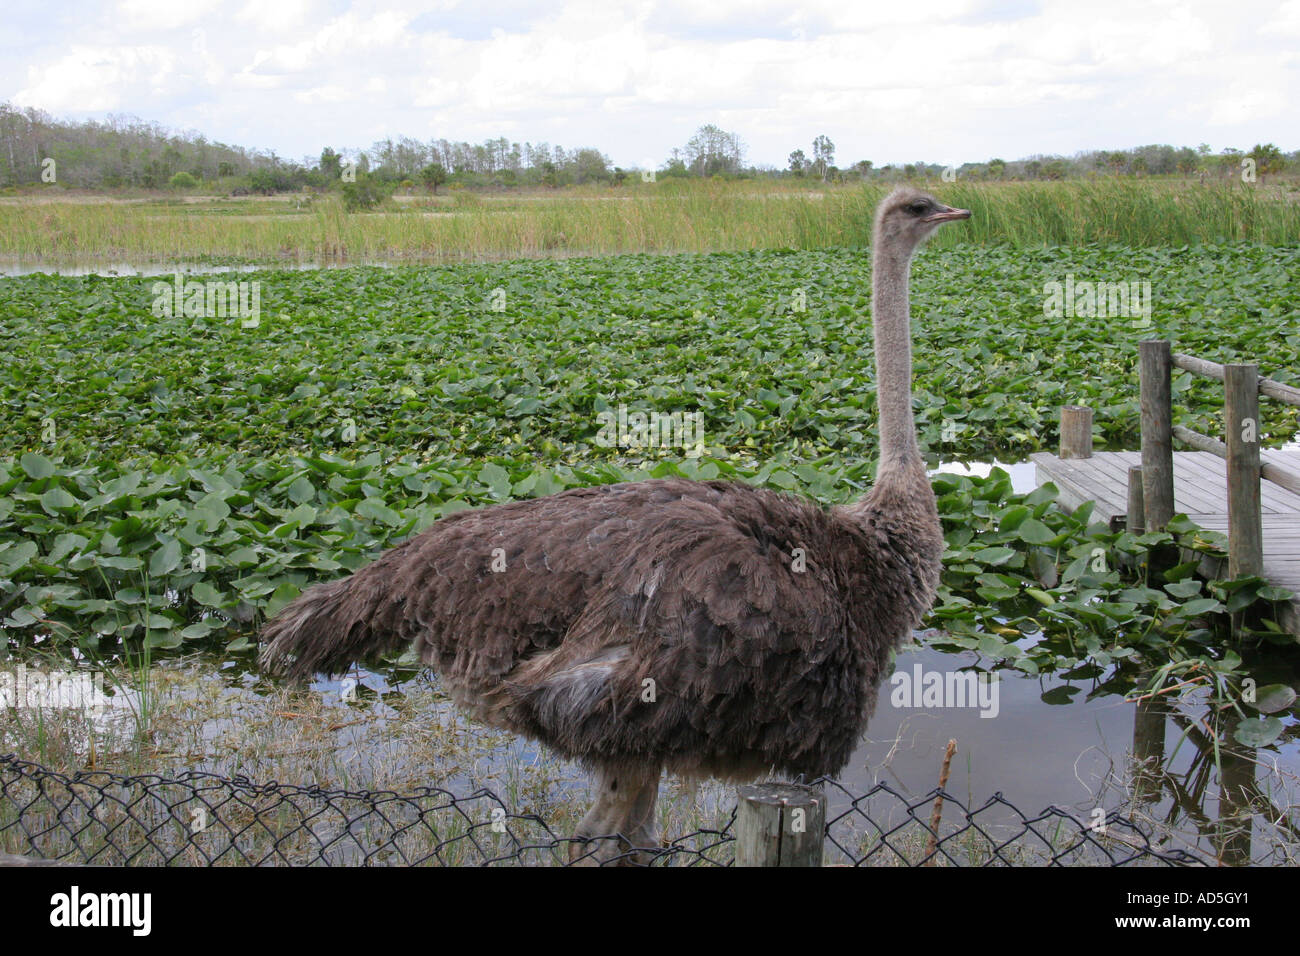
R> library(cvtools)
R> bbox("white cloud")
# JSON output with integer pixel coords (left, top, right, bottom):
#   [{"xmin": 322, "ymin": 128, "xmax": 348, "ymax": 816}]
[
  {"xmin": 1267, "ymin": 0, "xmax": 1300, "ymax": 34},
  {"xmin": 14, "ymin": 45, "xmax": 182, "ymax": 112},
  {"xmin": 3, "ymin": 0, "xmax": 1296, "ymax": 166},
  {"xmin": 115, "ymin": 0, "xmax": 225, "ymax": 31}
]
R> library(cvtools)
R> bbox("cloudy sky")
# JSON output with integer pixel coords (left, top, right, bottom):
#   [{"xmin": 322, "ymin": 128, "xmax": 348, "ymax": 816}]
[{"xmin": 3, "ymin": 0, "xmax": 1297, "ymax": 169}]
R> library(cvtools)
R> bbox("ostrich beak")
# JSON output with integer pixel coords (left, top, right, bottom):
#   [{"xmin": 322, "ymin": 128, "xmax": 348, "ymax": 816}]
[{"xmin": 922, "ymin": 206, "xmax": 972, "ymax": 223}]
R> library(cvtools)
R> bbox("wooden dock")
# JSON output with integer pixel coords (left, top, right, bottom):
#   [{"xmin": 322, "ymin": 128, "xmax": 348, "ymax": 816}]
[
  {"xmin": 1031, "ymin": 449, "xmax": 1300, "ymax": 635},
  {"xmin": 1034, "ymin": 340, "xmax": 1300, "ymax": 638}
]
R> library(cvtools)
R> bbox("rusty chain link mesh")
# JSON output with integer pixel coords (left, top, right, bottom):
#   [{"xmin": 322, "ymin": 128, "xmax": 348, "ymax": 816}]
[{"xmin": 0, "ymin": 754, "xmax": 1197, "ymax": 866}]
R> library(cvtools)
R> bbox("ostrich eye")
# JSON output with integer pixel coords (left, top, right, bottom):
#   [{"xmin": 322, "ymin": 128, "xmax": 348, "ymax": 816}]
[{"xmin": 906, "ymin": 201, "xmax": 929, "ymax": 215}]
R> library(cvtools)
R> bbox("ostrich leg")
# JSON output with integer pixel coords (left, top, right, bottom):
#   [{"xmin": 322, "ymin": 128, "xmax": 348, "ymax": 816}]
[{"xmin": 568, "ymin": 766, "xmax": 661, "ymax": 866}]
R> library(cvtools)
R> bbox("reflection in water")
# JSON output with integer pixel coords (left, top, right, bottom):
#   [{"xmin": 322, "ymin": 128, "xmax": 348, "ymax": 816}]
[
  {"xmin": 1130, "ymin": 691, "xmax": 1166, "ymax": 806},
  {"xmin": 264, "ymin": 639, "xmax": 1298, "ymax": 864},
  {"xmin": 10, "ymin": 617, "xmax": 1295, "ymax": 862},
  {"xmin": 1121, "ymin": 687, "xmax": 1292, "ymax": 866},
  {"xmin": 832, "ymin": 645, "xmax": 1299, "ymax": 865}
]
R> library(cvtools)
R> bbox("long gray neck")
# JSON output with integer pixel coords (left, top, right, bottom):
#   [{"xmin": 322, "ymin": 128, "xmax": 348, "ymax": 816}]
[{"xmin": 872, "ymin": 241, "xmax": 921, "ymax": 476}]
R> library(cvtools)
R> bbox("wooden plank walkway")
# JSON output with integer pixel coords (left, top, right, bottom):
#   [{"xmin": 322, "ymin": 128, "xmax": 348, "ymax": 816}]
[{"xmin": 1030, "ymin": 449, "xmax": 1300, "ymax": 636}]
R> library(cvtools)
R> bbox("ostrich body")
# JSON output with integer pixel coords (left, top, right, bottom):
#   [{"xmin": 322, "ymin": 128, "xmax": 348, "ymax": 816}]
[{"xmin": 260, "ymin": 189, "xmax": 970, "ymax": 861}]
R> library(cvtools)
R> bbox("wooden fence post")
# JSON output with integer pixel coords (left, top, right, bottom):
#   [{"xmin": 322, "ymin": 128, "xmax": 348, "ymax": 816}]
[
  {"xmin": 1224, "ymin": 363, "xmax": 1263, "ymax": 579},
  {"xmin": 1139, "ymin": 340, "xmax": 1175, "ymax": 532},
  {"xmin": 1127, "ymin": 466, "xmax": 1145, "ymax": 535},
  {"xmin": 1059, "ymin": 405, "xmax": 1093, "ymax": 459},
  {"xmin": 735, "ymin": 783, "xmax": 825, "ymax": 867}
]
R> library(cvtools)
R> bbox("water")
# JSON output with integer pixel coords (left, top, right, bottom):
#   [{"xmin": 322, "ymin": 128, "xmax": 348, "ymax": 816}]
[
  {"xmin": 283, "ymin": 634, "xmax": 1295, "ymax": 863},
  {"xmin": 930, "ymin": 459, "xmax": 1038, "ymax": 493},
  {"xmin": 0, "ymin": 260, "xmax": 396, "ymax": 278}
]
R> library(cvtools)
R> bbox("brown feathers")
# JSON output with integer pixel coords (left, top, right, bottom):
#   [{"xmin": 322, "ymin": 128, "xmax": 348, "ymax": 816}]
[{"xmin": 260, "ymin": 474, "xmax": 941, "ymax": 780}]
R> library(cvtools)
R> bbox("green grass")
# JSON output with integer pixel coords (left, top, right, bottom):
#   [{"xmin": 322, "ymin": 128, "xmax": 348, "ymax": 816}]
[{"xmin": 1, "ymin": 179, "xmax": 1297, "ymax": 263}]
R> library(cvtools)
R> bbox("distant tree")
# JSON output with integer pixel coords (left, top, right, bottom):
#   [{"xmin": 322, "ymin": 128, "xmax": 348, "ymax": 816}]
[
  {"xmin": 788, "ymin": 149, "xmax": 807, "ymax": 176},
  {"xmin": 850, "ymin": 159, "xmax": 873, "ymax": 179},
  {"xmin": 1248, "ymin": 143, "xmax": 1285, "ymax": 180},
  {"xmin": 1131, "ymin": 156, "xmax": 1147, "ymax": 177},
  {"xmin": 683, "ymin": 124, "xmax": 745, "ymax": 176},
  {"xmin": 168, "ymin": 171, "xmax": 197, "ymax": 189},
  {"xmin": 341, "ymin": 174, "xmax": 388, "ymax": 211},
  {"xmin": 319, "ymin": 147, "xmax": 342, "ymax": 181},
  {"xmin": 987, "ymin": 158, "xmax": 1006, "ymax": 179},
  {"xmin": 660, "ymin": 156, "xmax": 689, "ymax": 178},
  {"xmin": 419, "ymin": 162, "xmax": 447, "ymax": 194},
  {"xmin": 1217, "ymin": 148, "xmax": 1243, "ymax": 180},
  {"xmin": 811, "ymin": 134, "xmax": 834, "ymax": 181},
  {"xmin": 571, "ymin": 148, "xmax": 611, "ymax": 184}
]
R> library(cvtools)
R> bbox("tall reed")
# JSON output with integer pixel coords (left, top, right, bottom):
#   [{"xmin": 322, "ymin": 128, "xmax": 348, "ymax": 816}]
[{"xmin": 0, "ymin": 179, "xmax": 1295, "ymax": 264}]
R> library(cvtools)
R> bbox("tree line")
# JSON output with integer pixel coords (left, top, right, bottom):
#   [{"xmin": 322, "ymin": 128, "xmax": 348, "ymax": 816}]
[{"xmin": 0, "ymin": 102, "xmax": 1291, "ymax": 194}]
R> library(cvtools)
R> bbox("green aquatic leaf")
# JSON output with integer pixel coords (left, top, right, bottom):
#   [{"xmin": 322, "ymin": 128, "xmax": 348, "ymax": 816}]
[
  {"xmin": 1016, "ymin": 518, "xmax": 1054, "ymax": 545},
  {"xmin": 149, "ymin": 537, "xmax": 182, "ymax": 577},
  {"xmin": 1233, "ymin": 717, "xmax": 1283, "ymax": 748},
  {"xmin": 20, "ymin": 453, "xmax": 56, "ymax": 480},
  {"xmin": 1251, "ymin": 684, "xmax": 1297, "ymax": 715}
]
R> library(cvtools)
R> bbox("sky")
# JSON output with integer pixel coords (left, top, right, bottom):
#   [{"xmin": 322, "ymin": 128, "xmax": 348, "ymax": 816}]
[{"xmin": 2, "ymin": 0, "xmax": 1297, "ymax": 170}]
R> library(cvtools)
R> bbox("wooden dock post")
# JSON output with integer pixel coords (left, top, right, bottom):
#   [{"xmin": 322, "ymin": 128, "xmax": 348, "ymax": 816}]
[
  {"xmin": 1225, "ymin": 363, "xmax": 1263, "ymax": 579},
  {"xmin": 1032, "ymin": 340, "xmax": 1300, "ymax": 639},
  {"xmin": 735, "ymin": 783, "xmax": 825, "ymax": 867},
  {"xmin": 1139, "ymin": 340, "xmax": 1175, "ymax": 532},
  {"xmin": 1059, "ymin": 405, "xmax": 1093, "ymax": 459},
  {"xmin": 1126, "ymin": 466, "xmax": 1145, "ymax": 535}
]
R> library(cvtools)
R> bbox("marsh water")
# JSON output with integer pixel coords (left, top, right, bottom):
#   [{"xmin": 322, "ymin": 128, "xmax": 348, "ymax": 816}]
[
  {"xmin": 0, "ymin": 259, "xmax": 389, "ymax": 278},
  {"xmin": 267, "ymin": 635, "xmax": 1295, "ymax": 864}
]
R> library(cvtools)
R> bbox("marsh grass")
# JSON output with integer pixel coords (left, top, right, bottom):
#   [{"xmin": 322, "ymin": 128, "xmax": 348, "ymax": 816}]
[{"xmin": 2, "ymin": 179, "xmax": 1296, "ymax": 265}]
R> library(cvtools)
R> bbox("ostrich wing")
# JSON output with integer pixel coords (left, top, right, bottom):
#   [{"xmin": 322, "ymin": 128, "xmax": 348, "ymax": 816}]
[
  {"xmin": 264, "ymin": 477, "xmax": 882, "ymax": 778},
  {"xmin": 489, "ymin": 484, "xmax": 864, "ymax": 778}
]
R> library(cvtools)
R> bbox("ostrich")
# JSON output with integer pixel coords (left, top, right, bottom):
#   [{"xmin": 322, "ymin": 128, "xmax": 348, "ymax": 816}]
[{"xmin": 260, "ymin": 188, "xmax": 971, "ymax": 863}]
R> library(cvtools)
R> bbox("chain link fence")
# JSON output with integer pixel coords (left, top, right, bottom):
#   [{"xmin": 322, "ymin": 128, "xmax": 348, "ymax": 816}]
[{"xmin": 0, "ymin": 754, "xmax": 1199, "ymax": 866}]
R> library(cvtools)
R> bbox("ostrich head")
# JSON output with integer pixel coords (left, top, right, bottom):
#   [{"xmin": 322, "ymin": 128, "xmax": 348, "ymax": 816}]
[{"xmin": 873, "ymin": 187, "xmax": 971, "ymax": 254}]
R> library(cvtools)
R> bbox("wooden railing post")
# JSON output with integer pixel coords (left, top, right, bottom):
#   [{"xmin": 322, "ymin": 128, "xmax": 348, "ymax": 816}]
[
  {"xmin": 1127, "ymin": 466, "xmax": 1145, "ymax": 535},
  {"xmin": 735, "ymin": 783, "xmax": 825, "ymax": 867},
  {"xmin": 1225, "ymin": 364, "xmax": 1263, "ymax": 579},
  {"xmin": 1139, "ymin": 340, "xmax": 1175, "ymax": 532},
  {"xmin": 1059, "ymin": 405, "xmax": 1093, "ymax": 459}
]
